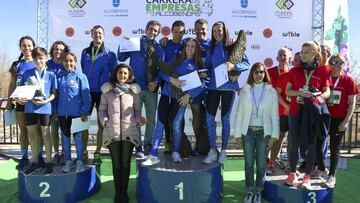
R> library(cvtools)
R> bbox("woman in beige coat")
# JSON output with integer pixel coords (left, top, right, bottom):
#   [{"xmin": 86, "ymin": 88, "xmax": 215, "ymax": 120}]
[{"xmin": 98, "ymin": 63, "xmax": 144, "ymax": 203}]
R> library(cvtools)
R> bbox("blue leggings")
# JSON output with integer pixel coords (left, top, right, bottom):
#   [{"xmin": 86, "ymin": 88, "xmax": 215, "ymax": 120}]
[
  {"xmin": 206, "ymin": 90, "xmax": 235, "ymax": 150},
  {"xmin": 150, "ymin": 95, "xmax": 184, "ymax": 156},
  {"xmin": 58, "ymin": 116, "xmax": 84, "ymax": 161}
]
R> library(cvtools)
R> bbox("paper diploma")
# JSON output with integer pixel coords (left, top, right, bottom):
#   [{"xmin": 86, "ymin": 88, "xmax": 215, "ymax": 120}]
[
  {"xmin": 118, "ymin": 37, "xmax": 141, "ymax": 52},
  {"xmin": 71, "ymin": 117, "xmax": 91, "ymax": 134},
  {"xmin": 214, "ymin": 63, "xmax": 229, "ymax": 88},
  {"xmin": 9, "ymin": 86, "xmax": 38, "ymax": 100},
  {"xmin": 179, "ymin": 70, "xmax": 202, "ymax": 92}
]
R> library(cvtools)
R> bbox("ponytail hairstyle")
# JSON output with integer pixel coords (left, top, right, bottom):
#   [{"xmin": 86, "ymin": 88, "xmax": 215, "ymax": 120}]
[{"xmin": 9, "ymin": 36, "xmax": 36, "ymax": 76}]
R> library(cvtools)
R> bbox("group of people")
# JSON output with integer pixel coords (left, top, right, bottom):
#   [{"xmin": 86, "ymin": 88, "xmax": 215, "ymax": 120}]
[{"xmin": 6, "ymin": 18, "xmax": 358, "ymax": 203}]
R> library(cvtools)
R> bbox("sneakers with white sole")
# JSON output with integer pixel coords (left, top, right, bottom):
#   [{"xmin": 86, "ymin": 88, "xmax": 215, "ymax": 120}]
[
  {"xmin": 172, "ymin": 152, "xmax": 182, "ymax": 163},
  {"xmin": 203, "ymin": 148, "xmax": 218, "ymax": 164},
  {"xmin": 218, "ymin": 150, "xmax": 227, "ymax": 164},
  {"xmin": 142, "ymin": 155, "xmax": 160, "ymax": 166}
]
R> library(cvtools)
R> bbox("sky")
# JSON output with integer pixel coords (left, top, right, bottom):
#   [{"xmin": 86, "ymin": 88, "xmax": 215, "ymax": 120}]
[{"xmin": 0, "ymin": 0, "xmax": 359, "ymax": 64}]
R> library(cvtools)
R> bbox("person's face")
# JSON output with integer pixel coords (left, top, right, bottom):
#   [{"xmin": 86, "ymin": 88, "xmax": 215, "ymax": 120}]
[
  {"xmin": 293, "ymin": 54, "xmax": 302, "ymax": 66},
  {"xmin": 53, "ymin": 44, "xmax": 66, "ymax": 60},
  {"xmin": 34, "ymin": 54, "xmax": 48, "ymax": 69},
  {"xmin": 329, "ymin": 57, "xmax": 344, "ymax": 76},
  {"xmin": 146, "ymin": 24, "xmax": 160, "ymax": 40},
  {"xmin": 117, "ymin": 67, "xmax": 130, "ymax": 84},
  {"xmin": 185, "ymin": 40, "xmax": 196, "ymax": 59},
  {"xmin": 195, "ymin": 23, "xmax": 208, "ymax": 40},
  {"xmin": 63, "ymin": 54, "xmax": 76, "ymax": 72},
  {"xmin": 277, "ymin": 50, "xmax": 291, "ymax": 66},
  {"xmin": 21, "ymin": 39, "xmax": 34, "ymax": 58},
  {"xmin": 91, "ymin": 28, "xmax": 104, "ymax": 45},
  {"xmin": 212, "ymin": 24, "xmax": 224, "ymax": 42},
  {"xmin": 301, "ymin": 46, "xmax": 316, "ymax": 64},
  {"xmin": 172, "ymin": 25, "xmax": 185, "ymax": 42},
  {"xmin": 253, "ymin": 65, "xmax": 266, "ymax": 84}
]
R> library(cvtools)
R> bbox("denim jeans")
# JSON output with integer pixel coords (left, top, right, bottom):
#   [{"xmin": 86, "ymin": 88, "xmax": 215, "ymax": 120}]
[
  {"xmin": 139, "ymin": 90, "xmax": 158, "ymax": 146},
  {"xmin": 242, "ymin": 127, "xmax": 269, "ymax": 192}
]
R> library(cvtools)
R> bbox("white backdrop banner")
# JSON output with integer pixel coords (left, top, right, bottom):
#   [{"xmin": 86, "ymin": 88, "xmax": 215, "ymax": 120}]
[{"xmin": 49, "ymin": 0, "xmax": 313, "ymax": 136}]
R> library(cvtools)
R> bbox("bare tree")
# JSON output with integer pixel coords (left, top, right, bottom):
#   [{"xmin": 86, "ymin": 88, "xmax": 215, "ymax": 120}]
[{"xmin": 0, "ymin": 49, "xmax": 13, "ymax": 98}]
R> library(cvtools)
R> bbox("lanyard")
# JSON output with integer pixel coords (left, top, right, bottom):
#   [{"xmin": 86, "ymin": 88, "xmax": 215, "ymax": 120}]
[
  {"xmin": 304, "ymin": 70, "xmax": 314, "ymax": 87},
  {"xmin": 35, "ymin": 69, "xmax": 46, "ymax": 93},
  {"xmin": 91, "ymin": 46, "xmax": 101, "ymax": 62},
  {"xmin": 330, "ymin": 76, "xmax": 340, "ymax": 89},
  {"xmin": 251, "ymin": 83, "xmax": 265, "ymax": 118}
]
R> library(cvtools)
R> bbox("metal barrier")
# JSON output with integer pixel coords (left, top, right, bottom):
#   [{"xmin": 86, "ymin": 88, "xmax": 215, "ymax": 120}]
[{"xmin": 1, "ymin": 103, "xmax": 360, "ymax": 153}]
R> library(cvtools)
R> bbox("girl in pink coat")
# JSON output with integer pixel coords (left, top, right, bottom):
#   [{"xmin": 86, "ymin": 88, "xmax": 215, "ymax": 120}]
[{"xmin": 98, "ymin": 63, "xmax": 144, "ymax": 203}]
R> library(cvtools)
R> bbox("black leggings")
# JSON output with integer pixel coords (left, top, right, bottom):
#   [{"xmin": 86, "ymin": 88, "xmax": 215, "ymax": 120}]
[
  {"xmin": 329, "ymin": 117, "xmax": 345, "ymax": 176},
  {"xmin": 109, "ymin": 141, "xmax": 134, "ymax": 202}
]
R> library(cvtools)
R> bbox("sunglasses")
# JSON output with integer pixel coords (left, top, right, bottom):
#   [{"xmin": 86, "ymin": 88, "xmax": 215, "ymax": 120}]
[
  {"xmin": 254, "ymin": 70, "xmax": 265, "ymax": 74},
  {"xmin": 329, "ymin": 60, "xmax": 344, "ymax": 66}
]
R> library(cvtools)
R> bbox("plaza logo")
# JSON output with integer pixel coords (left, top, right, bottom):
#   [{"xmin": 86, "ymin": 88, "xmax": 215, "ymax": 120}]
[
  {"xmin": 145, "ymin": 0, "xmax": 213, "ymax": 17},
  {"xmin": 68, "ymin": 0, "xmax": 87, "ymax": 17},
  {"xmin": 282, "ymin": 31, "xmax": 300, "ymax": 37},
  {"xmin": 232, "ymin": 0, "xmax": 257, "ymax": 18},
  {"xmin": 275, "ymin": 0, "xmax": 294, "ymax": 19},
  {"xmin": 104, "ymin": 0, "xmax": 129, "ymax": 17}
]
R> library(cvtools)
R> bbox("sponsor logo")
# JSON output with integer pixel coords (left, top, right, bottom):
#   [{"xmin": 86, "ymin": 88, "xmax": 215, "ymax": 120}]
[
  {"xmin": 65, "ymin": 27, "xmax": 75, "ymax": 37},
  {"xmin": 161, "ymin": 26, "xmax": 171, "ymax": 36},
  {"xmin": 112, "ymin": 0, "xmax": 120, "ymax": 7},
  {"xmin": 232, "ymin": 0, "xmax": 257, "ymax": 18},
  {"xmin": 251, "ymin": 44, "xmax": 260, "ymax": 50},
  {"xmin": 68, "ymin": 0, "xmax": 87, "ymax": 17},
  {"xmin": 263, "ymin": 28, "xmax": 272, "ymax": 38},
  {"xmin": 104, "ymin": 0, "xmax": 128, "ymax": 17},
  {"xmin": 234, "ymin": 30, "xmax": 253, "ymax": 36},
  {"xmin": 264, "ymin": 58, "xmax": 274, "ymax": 67},
  {"xmin": 241, "ymin": 0, "xmax": 248, "ymax": 8},
  {"xmin": 113, "ymin": 26, "xmax": 122, "ymax": 36},
  {"xmin": 282, "ymin": 31, "xmax": 300, "ymax": 37},
  {"xmin": 131, "ymin": 28, "xmax": 146, "ymax": 35},
  {"xmin": 145, "ymin": 0, "xmax": 213, "ymax": 17},
  {"xmin": 275, "ymin": 0, "xmax": 294, "ymax": 19}
]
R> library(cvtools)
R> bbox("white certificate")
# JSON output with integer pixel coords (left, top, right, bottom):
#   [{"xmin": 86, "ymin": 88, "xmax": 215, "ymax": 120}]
[
  {"xmin": 118, "ymin": 37, "xmax": 140, "ymax": 52},
  {"xmin": 179, "ymin": 70, "xmax": 202, "ymax": 92},
  {"xmin": 214, "ymin": 63, "xmax": 229, "ymax": 88},
  {"xmin": 71, "ymin": 117, "xmax": 91, "ymax": 134},
  {"xmin": 4, "ymin": 110, "xmax": 17, "ymax": 126},
  {"xmin": 9, "ymin": 85, "xmax": 38, "ymax": 100}
]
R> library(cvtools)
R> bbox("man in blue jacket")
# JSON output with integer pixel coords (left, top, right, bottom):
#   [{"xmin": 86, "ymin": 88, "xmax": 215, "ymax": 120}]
[
  {"xmin": 81, "ymin": 25, "xmax": 117, "ymax": 164},
  {"xmin": 118, "ymin": 20, "xmax": 165, "ymax": 155}
]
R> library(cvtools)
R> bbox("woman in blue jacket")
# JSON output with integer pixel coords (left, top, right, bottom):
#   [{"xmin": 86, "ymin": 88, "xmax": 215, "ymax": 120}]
[
  {"xmin": 203, "ymin": 21, "xmax": 250, "ymax": 164},
  {"xmin": 143, "ymin": 38, "xmax": 206, "ymax": 165},
  {"xmin": 57, "ymin": 52, "xmax": 91, "ymax": 173}
]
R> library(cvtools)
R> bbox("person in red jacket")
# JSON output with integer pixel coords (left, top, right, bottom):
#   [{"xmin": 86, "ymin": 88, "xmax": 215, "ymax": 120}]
[
  {"xmin": 285, "ymin": 41, "xmax": 331, "ymax": 190},
  {"xmin": 266, "ymin": 47, "xmax": 291, "ymax": 174},
  {"xmin": 324, "ymin": 54, "xmax": 359, "ymax": 188}
]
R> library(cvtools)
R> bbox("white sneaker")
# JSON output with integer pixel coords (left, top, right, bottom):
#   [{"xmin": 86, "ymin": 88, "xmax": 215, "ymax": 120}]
[
  {"xmin": 135, "ymin": 151, "xmax": 146, "ymax": 160},
  {"xmin": 142, "ymin": 155, "xmax": 160, "ymax": 166},
  {"xmin": 203, "ymin": 149, "xmax": 218, "ymax": 164},
  {"xmin": 172, "ymin": 152, "xmax": 182, "ymax": 163},
  {"xmin": 324, "ymin": 175, "xmax": 336, "ymax": 188},
  {"xmin": 244, "ymin": 192, "xmax": 254, "ymax": 203},
  {"xmin": 218, "ymin": 150, "xmax": 227, "ymax": 164}
]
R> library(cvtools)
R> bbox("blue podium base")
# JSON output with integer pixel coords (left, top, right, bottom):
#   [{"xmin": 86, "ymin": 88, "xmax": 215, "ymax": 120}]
[
  {"xmin": 264, "ymin": 169, "xmax": 333, "ymax": 203},
  {"xmin": 18, "ymin": 164, "xmax": 101, "ymax": 203},
  {"xmin": 137, "ymin": 151, "xmax": 223, "ymax": 203}
]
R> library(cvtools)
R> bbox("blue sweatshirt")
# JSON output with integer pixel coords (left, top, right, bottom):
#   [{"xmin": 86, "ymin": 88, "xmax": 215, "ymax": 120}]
[
  {"xmin": 205, "ymin": 41, "xmax": 249, "ymax": 91},
  {"xmin": 15, "ymin": 60, "xmax": 36, "ymax": 86},
  {"xmin": 56, "ymin": 70, "xmax": 91, "ymax": 117},
  {"xmin": 81, "ymin": 45, "xmax": 117, "ymax": 93},
  {"xmin": 46, "ymin": 59, "xmax": 64, "ymax": 77},
  {"xmin": 118, "ymin": 35, "xmax": 165, "ymax": 91},
  {"xmin": 162, "ymin": 39, "xmax": 184, "ymax": 63},
  {"xmin": 20, "ymin": 69, "xmax": 57, "ymax": 114},
  {"xmin": 159, "ymin": 59, "xmax": 206, "ymax": 99}
]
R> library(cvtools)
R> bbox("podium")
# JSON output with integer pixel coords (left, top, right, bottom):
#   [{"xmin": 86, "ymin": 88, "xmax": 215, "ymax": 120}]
[
  {"xmin": 18, "ymin": 164, "xmax": 101, "ymax": 203},
  {"xmin": 137, "ymin": 152, "xmax": 223, "ymax": 203},
  {"xmin": 264, "ymin": 170, "xmax": 333, "ymax": 203}
]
